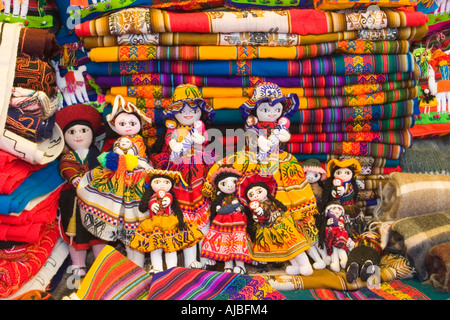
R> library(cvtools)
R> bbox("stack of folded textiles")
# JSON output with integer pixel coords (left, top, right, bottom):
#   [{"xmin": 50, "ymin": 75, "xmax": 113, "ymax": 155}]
[
  {"xmin": 0, "ymin": 23, "xmax": 68, "ymax": 299},
  {"xmin": 74, "ymin": 1, "xmax": 428, "ymax": 216}
]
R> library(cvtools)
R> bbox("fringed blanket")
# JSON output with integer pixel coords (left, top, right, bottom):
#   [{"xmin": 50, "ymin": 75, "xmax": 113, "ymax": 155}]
[
  {"xmin": 81, "ymin": 26, "xmax": 428, "ymax": 48},
  {"xmin": 87, "ymin": 40, "xmax": 411, "ymax": 62},
  {"xmin": 95, "ymin": 71, "xmax": 420, "ymax": 89},
  {"xmin": 374, "ymin": 173, "xmax": 450, "ymax": 221},
  {"xmin": 86, "ymin": 53, "xmax": 416, "ymax": 77},
  {"xmin": 425, "ymin": 242, "xmax": 450, "ymax": 293},
  {"xmin": 74, "ymin": 7, "xmax": 428, "ymax": 37},
  {"xmin": 147, "ymin": 267, "xmax": 286, "ymax": 300}
]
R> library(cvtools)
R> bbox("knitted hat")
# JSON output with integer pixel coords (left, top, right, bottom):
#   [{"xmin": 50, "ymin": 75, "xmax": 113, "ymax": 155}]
[
  {"xmin": 239, "ymin": 82, "xmax": 299, "ymax": 120},
  {"xmin": 55, "ymin": 104, "xmax": 102, "ymax": 133},
  {"xmin": 326, "ymin": 158, "xmax": 362, "ymax": 178},
  {"xmin": 146, "ymin": 168, "xmax": 187, "ymax": 188},
  {"xmin": 164, "ymin": 84, "xmax": 215, "ymax": 124},
  {"xmin": 209, "ymin": 165, "xmax": 242, "ymax": 188},
  {"xmin": 237, "ymin": 172, "xmax": 278, "ymax": 206},
  {"xmin": 301, "ymin": 158, "xmax": 327, "ymax": 181}
]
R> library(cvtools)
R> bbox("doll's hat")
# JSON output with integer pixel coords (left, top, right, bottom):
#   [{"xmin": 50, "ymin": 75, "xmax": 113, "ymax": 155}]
[
  {"xmin": 209, "ymin": 165, "xmax": 242, "ymax": 188},
  {"xmin": 55, "ymin": 103, "xmax": 103, "ymax": 133},
  {"xmin": 301, "ymin": 158, "xmax": 327, "ymax": 181},
  {"xmin": 326, "ymin": 158, "xmax": 361, "ymax": 178},
  {"xmin": 239, "ymin": 82, "xmax": 299, "ymax": 120},
  {"xmin": 146, "ymin": 168, "xmax": 188, "ymax": 188},
  {"xmin": 236, "ymin": 171, "xmax": 278, "ymax": 206},
  {"xmin": 106, "ymin": 95, "xmax": 153, "ymax": 132},
  {"xmin": 164, "ymin": 84, "xmax": 215, "ymax": 123}
]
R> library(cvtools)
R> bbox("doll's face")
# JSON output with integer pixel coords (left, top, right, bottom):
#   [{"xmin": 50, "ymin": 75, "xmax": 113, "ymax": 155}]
[
  {"xmin": 64, "ymin": 124, "xmax": 93, "ymax": 151},
  {"xmin": 247, "ymin": 186, "xmax": 268, "ymax": 203},
  {"xmin": 217, "ymin": 176, "xmax": 238, "ymax": 194},
  {"xmin": 151, "ymin": 177, "xmax": 173, "ymax": 193},
  {"xmin": 327, "ymin": 205, "xmax": 344, "ymax": 218},
  {"xmin": 174, "ymin": 105, "xmax": 202, "ymax": 126},
  {"xmin": 305, "ymin": 171, "xmax": 321, "ymax": 184},
  {"xmin": 256, "ymin": 102, "xmax": 283, "ymax": 122},
  {"xmin": 114, "ymin": 112, "xmax": 141, "ymax": 136},
  {"xmin": 334, "ymin": 167, "xmax": 353, "ymax": 183}
]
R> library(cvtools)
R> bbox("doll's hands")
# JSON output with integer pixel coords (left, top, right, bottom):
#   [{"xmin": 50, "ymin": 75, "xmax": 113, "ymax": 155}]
[
  {"xmin": 336, "ymin": 186, "xmax": 345, "ymax": 196},
  {"xmin": 347, "ymin": 238, "xmax": 355, "ymax": 251},
  {"xmin": 257, "ymin": 136, "xmax": 271, "ymax": 152},
  {"xmin": 191, "ymin": 131, "xmax": 205, "ymax": 145},
  {"xmin": 169, "ymin": 141, "xmax": 183, "ymax": 153},
  {"xmin": 151, "ymin": 202, "xmax": 160, "ymax": 213},
  {"xmin": 278, "ymin": 129, "xmax": 291, "ymax": 142},
  {"xmin": 161, "ymin": 197, "xmax": 171, "ymax": 208},
  {"xmin": 327, "ymin": 217, "xmax": 334, "ymax": 226},
  {"xmin": 254, "ymin": 207, "xmax": 264, "ymax": 216},
  {"xmin": 71, "ymin": 176, "xmax": 81, "ymax": 188}
]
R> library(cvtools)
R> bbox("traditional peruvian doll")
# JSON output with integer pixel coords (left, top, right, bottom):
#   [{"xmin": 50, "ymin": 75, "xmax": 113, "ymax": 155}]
[
  {"xmin": 56, "ymin": 104, "xmax": 106, "ymax": 277},
  {"xmin": 200, "ymin": 166, "xmax": 251, "ymax": 274},
  {"xmin": 76, "ymin": 95, "xmax": 153, "ymax": 267},
  {"xmin": 129, "ymin": 169, "xmax": 203, "ymax": 274},
  {"xmin": 150, "ymin": 84, "xmax": 215, "ymax": 269},
  {"xmin": 237, "ymin": 172, "xmax": 313, "ymax": 276}
]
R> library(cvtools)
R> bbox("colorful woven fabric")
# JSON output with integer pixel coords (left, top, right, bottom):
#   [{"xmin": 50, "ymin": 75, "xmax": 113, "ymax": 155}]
[
  {"xmin": 147, "ymin": 267, "xmax": 286, "ymax": 300},
  {"xmin": 87, "ymin": 40, "xmax": 411, "ymax": 62},
  {"xmin": 314, "ymin": 0, "xmax": 417, "ymax": 10},
  {"xmin": 285, "ymin": 141, "xmax": 405, "ymax": 159},
  {"xmin": 74, "ymin": 7, "xmax": 428, "ymax": 37},
  {"xmin": 86, "ymin": 54, "xmax": 416, "ymax": 77},
  {"xmin": 76, "ymin": 245, "xmax": 153, "ymax": 300},
  {"xmin": 109, "ymin": 80, "xmax": 417, "ymax": 98},
  {"xmin": 95, "ymin": 71, "xmax": 420, "ymax": 89},
  {"xmin": 81, "ymin": 26, "xmax": 428, "ymax": 48}
]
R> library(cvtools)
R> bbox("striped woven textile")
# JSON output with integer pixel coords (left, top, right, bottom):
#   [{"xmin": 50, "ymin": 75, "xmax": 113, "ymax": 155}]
[
  {"xmin": 81, "ymin": 26, "xmax": 428, "ymax": 48},
  {"xmin": 74, "ymin": 7, "xmax": 428, "ymax": 37},
  {"xmin": 86, "ymin": 53, "xmax": 416, "ymax": 77},
  {"xmin": 76, "ymin": 245, "xmax": 152, "ymax": 300},
  {"xmin": 87, "ymin": 40, "xmax": 411, "ymax": 62},
  {"xmin": 109, "ymin": 80, "xmax": 417, "ymax": 98},
  {"xmin": 147, "ymin": 267, "xmax": 286, "ymax": 300},
  {"xmin": 95, "ymin": 71, "xmax": 420, "ymax": 89}
]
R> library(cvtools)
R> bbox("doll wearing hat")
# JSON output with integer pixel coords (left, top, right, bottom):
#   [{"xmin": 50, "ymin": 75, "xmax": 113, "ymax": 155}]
[
  {"xmin": 237, "ymin": 172, "xmax": 313, "ymax": 276},
  {"xmin": 129, "ymin": 169, "xmax": 203, "ymax": 274},
  {"xmin": 200, "ymin": 166, "xmax": 251, "ymax": 274},
  {"xmin": 150, "ymin": 84, "xmax": 215, "ymax": 269},
  {"xmin": 55, "ymin": 104, "xmax": 107, "ymax": 277},
  {"xmin": 76, "ymin": 95, "xmax": 153, "ymax": 267}
]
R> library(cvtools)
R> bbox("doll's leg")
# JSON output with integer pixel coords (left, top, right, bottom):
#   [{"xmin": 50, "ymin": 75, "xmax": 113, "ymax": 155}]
[
  {"xmin": 91, "ymin": 243, "xmax": 106, "ymax": 258},
  {"xmin": 126, "ymin": 246, "xmax": 146, "ymax": 268},
  {"xmin": 183, "ymin": 246, "xmax": 202, "ymax": 269},
  {"xmin": 287, "ymin": 252, "xmax": 313, "ymax": 276},
  {"xmin": 338, "ymin": 248, "xmax": 348, "ymax": 269},
  {"xmin": 330, "ymin": 247, "xmax": 341, "ymax": 272},
  {"xmin": 69, "ymin": 246, "xmax": 88, "ymax": 276},
  {"xmin": 224, "ymin": 260, "xmax": 234, "ymax": 272},
  {"xmin": 165, "ymin": 251, "xmax": 178, "ymax": 270},
  {"xmin": 233, "ymin": 260, "xmax": 246, "ymax": 274},
  {"xmin": 150, "ymin": 248, "xmax": 164, "ymax": 272},
  {"xmin": 307, "ymin": 245, "xmax": 326, "ymax": 270}
]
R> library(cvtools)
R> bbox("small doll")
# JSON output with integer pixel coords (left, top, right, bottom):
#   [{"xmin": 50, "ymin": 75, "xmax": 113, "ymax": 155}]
[
  {"xmin": 55, "ymin": 104, "xmax": 106, "ymax": 277},
  {"xmin": 200, "ymin": 166, "xmax": 251, "ymax": 274},
  {"xmin": 76, "ymin": 95, "xmax": 154, "ymax": 268},
  {"xmin": 129, "ymin": 169, "xmax": 203, "ymax": 274},
  {"xmin": 322, "ymin": 158, "xmax": 362, "ymax": 208},
  {"xmin": 322, "ymin": 202, "xmax": 355, "ymax": 273},
  {"xmin": 150, "ymin": 84, "xmax": 216, "ymax": 270},
  {"xmin": 301, "ymin": 158, "xmax": 327, "ymax": 209},
  {"xmin": 237, "ymin": 172, "xmax": 313, "ymax": 276}
]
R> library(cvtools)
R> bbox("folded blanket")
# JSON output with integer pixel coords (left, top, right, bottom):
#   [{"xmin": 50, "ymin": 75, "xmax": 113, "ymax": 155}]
[
  {"xmin": 9, "ymin": 87, "xmax": 59, "ymax": 120},
  {"xmin": 424, "ymin": 242, "xmax": 450, "ymax": 293},
  {"xmin": 0, "ymin": 221, "xmax": 59, "ymax": 298},
  {"xmin": 314, "ymin": 0, "xmax": 417, "ymax": 10},
  {"xmin": 148, "ymin": 267, "xmax": 286, "ymax": 300},
  {"xmin": 74, "ymin": 7, "xmax": 428, "ymax": 37},
  {"xmin": 110, "ymin": 80, "xmax": 417, "ymax": 98},
  {"xmin": 86, "ymin": 53, "xmax": 416, "ymax": 77},
  {"xmin": 374, "ymin": 173, "xmax": 450, "ymax": 221},
  {"xmin": 76, "ymin": 245, "xmax": 153, "ymax": 300},
  {"xmin": 5, "ymin": 109, "xmax": 56, "ymax": 142},
  {"xmin": 387, "ymin": 210, "xmax": 450, "ymax": 280},
  {"xmin": 285, "ymin": 141, "xmax": 405, "ymax": 159},
  {"xmin": 18, "ymin": 27, "xmax": 60, "ymax": 59},
  {"xmin": 95, "ymin": 71, "xmax": 420, "ymax": 89},
  {"xmin": 81, "ymin": 26, "xmax": 428, "ymax": 48},
  {"xmin": 87, "ymin": 40, "xmax": 411, "ymax": 62}
]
